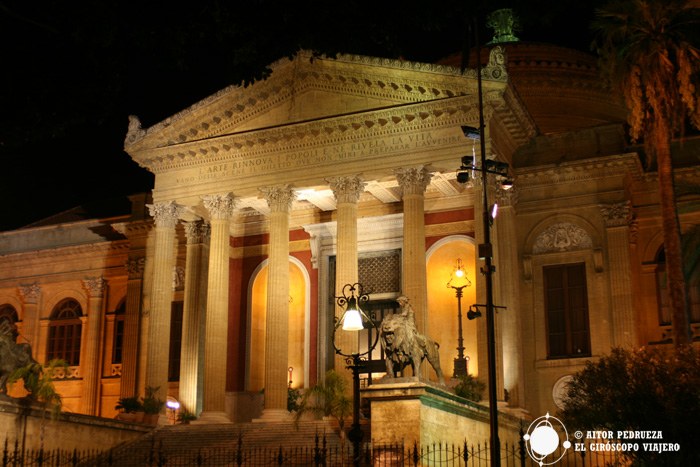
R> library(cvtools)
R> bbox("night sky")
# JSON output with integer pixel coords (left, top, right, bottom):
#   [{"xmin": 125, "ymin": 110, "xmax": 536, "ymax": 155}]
[{"xmin": 0, "ymin": 0, "xmax": 606, "ymax": 232}]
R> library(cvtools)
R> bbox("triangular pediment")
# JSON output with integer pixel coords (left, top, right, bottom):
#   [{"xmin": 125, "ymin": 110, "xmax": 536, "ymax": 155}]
[{"xmin": 125, "ymin": 50, "xmax": 509, "ymax": 152}]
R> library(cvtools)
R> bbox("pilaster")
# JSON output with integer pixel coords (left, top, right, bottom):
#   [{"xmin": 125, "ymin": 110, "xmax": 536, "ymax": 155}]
[
  {"xmin": 599, "ymin": 202, "xmax": 636, "ymax": 347},
  {"xmin": 17, "ymin": 283, "xmax": 41, "ymax": 350},
  {"xmin": 81, "ymin": 277, "xmax": 106, "ymax": 416}
]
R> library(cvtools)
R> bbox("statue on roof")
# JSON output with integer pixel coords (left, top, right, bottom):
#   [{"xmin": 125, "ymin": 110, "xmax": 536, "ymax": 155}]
[{"xmin": 486, "ymin": 9, "xmax": 521, "ymax": 44}]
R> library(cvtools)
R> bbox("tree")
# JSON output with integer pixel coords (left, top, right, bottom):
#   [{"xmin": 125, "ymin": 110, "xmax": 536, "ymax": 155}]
[
  {"xmin": 560, "ymin": 347, "xmax": 700, "ymax": 466},
  {"xmin": 293, "ymin": 370, "xmax": 351, "ymax": 435},
  {"xmin": 8, "ymin": 359, "xmax": 69, "ymax": 452},
  {"xmin": 592, "ymin": 0, "xmax": 700, "ymax": 347}
]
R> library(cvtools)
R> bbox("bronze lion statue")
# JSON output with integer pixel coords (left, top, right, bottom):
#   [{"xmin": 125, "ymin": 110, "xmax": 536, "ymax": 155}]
[{"xmin": 379, "ymin": 312, "xmax": 445, "ymax": 385}]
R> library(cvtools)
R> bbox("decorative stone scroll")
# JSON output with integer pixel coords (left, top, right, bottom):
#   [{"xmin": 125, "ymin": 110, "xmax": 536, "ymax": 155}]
[
  {"xmin": 82, "ymin": 278, "xmax": 106, "ymax": 298},
  {"xmin": 628, "ymin": 217, "xmax": 639, "ymax": 245},
  {"xmin": 202, "ymin": 194, "xmax": 238, "ymax": 220},
  {"xmin": 18, "ymin": 283, "xmax": 41, "ymax": 304},
  {"xmin": 125, "ymin": 258, "xmax": 146, "ymax": 279},
  {"xmin": 326, "ymin": 175, "xmax": 366, "ymax": 204},
  {"xmin": 260, "ymin": 184, "xmax": 298, "ymax": 212},
  {"xmin": 599, "ymin": 201, "xmax": 631, "ymax": 227},
  {"xmin": 394, "ymin": 166, "xmax": 433, "ymax": 197},
  {"xmin": 532, "ymin": 223, "xmax": 593, "ymax": 255},
  {"xmin": 172, "ymin": 266, "xmax": 186, "ymax": 291},
  {"xmin": 184, "ymin": 220, "xmax": 210, "ymax": 244},
  {"xmin": 147, "ymin": 201, "xmax": 183, "ymax": 228}
]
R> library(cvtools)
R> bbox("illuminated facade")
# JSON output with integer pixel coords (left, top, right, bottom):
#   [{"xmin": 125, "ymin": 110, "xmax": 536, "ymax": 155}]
[{"xmin": 1, "ymin": 43, "xmax": 698, "ymax": 426}]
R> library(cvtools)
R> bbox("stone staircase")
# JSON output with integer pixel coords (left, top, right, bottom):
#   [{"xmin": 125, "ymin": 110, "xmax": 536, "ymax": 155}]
[{"xmin": 90, "ymin": 419, "xmax": 371, "ymax": 466}]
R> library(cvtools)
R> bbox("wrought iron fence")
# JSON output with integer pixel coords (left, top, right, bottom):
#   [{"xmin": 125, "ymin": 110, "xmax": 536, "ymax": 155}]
[{"xmin": 4, "ymin": 433, "xmax": 684, "ymax": 467}]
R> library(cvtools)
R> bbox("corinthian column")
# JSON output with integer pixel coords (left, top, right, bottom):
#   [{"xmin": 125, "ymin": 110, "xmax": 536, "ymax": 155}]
[
  {"xmin": 599, "ymin": 202, "xmax": 636, "ymax": 347},
  {"xmin": 198, "ymin": 195, "xmax": 237, "ymax": 424},
  {"xmin": 18, "ymin": 284, "xmax": 41, "ymax": 349},
  {"xmin": 394, "ymin": 167, "xmax": 431, "ymax": 341},
  {"xmin": 259, "ymin": 185, "xmax": 297, "ymax": 420},
  {"xmin": 81, "ymin": 277, "xmax": 106, "ymax": 416},
  {"xmin": 180, "ymin": 220, "xmax": 210, "ymax": 416},
  {"xmin": 145, "ymin": 201, "xmax": 182, "ymax": 408},
  {"xmin": 327, "ymin": 176, "xmax": 366, "ymax": 374}
]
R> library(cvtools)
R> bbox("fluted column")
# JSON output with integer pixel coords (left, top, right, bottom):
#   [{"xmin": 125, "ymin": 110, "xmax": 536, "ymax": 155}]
[
  {"xmin": 260, "ymin": 185, "xmax": 297, "ymax": 420},
  {"xmin": 17, "ymin": 284, "xmax": 41, "ymax": 351},
  {"xmin": 600, "ymin": 202, "xmax": 637, "ymax": 347},
  {"xmin": 327, "ymin": 176, "xmax": 366, "ymax": 376},
  {"xmin": 494, "ymin": 185, "xmax": 522, "ymax": 406},
  {"xmin": 395, "ymin": 167, "xmax": 431, "ymax": 342},
  {"xmin": 198, "ymin": 194, "xmax": 237, "ymax": 423},
  {"xmin": 120, "ymin": 257, "xmax": 145, "ymax": 398},
  {"xmin": 180, "ymin": 220, "xmax": 210, "ymax": 416},
  {"xmin": 81, "ymin": 277, "xmax": 106, "ymax": 415},
  {"xmin": 145, "ymin": 201, "xmax": 182, "ymax": 407}
]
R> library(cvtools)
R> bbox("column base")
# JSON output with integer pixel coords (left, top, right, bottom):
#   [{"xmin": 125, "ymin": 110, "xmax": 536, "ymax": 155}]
[
  {"xmin": 192, "ymin": 411, "xmax": 231, "ymax": 424},
  {"xmin": 253, "ymin": 409, "xmax": 293, "ymax": 423}
]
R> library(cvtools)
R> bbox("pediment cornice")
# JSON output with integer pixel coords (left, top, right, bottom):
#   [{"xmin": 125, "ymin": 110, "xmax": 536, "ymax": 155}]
[
  {"xmin": 128, "ymin": 92, "xmax": 499, "ymax": 173},
  {"xmin": 124, "ymin": 48, "xmax": 509, "ymax": 152}
]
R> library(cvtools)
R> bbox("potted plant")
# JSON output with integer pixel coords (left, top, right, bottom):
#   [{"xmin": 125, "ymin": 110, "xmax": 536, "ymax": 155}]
[
  {"xmin": 141, "ymin": 386, "xmax": 165, "ymax": 425},
  {"xmin": 176, "ymin": 410, "xmax": 197, "ymax": 424},
  {"xmin": 115, "ymin": 396, "xmax": 144, "ymax": 422}
]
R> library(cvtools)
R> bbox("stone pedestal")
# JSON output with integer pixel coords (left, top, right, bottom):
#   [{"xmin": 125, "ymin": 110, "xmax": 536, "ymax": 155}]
[{"xmin": 365, "ymin": 377, "xmax": 522, "ymax": 448}]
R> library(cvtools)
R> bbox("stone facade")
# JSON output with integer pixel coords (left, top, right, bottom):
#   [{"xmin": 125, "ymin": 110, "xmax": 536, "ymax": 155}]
[{"xmin": 0, "ymin": 43, "xmax": 699, "ymax": 433}]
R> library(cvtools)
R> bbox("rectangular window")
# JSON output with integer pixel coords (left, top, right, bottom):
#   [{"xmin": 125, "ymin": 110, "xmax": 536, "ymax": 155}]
[
  {"xmin": 544, "ymin": 263, "xmax": 591, "ymax": 358},
  {"xmin": 112, "ymin": 316, "xmax": 125, "ymax": 364},
  {"xmin": 168, "ymin": 301, "xmax": 184, "ymax": 382}
]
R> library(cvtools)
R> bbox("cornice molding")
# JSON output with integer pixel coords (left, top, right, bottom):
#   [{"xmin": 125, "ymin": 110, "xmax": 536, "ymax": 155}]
[
  {"xmin": 0, "ymin": 242, "xmax": 129, "ymax": 266},
  {"xmin": 128, "ymin": 94, "xmax": 495, "ymax": 173},
  {"xmin": 515, "ymin": 153, "xmax": 644, "ymax": 188},
  {"xmin": 124, "ymin": 48, "xmax": 509, "ymax": 151}
]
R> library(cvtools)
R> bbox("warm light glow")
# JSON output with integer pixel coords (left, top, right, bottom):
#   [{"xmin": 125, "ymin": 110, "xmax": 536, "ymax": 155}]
[
  {"xmin": 342, "ymin": 308, "xmax": 364, "ymax": 331},
  {"xmin": 455, "ymin": 269, "xmax": 464, "ymax": 278},
  {"xmin": 166, "ymin": 400, "xmax": 180, "ymax": 410},
  {"xmin": 491, "ymin": 203, "xmax": 499, "ymax": 219}
]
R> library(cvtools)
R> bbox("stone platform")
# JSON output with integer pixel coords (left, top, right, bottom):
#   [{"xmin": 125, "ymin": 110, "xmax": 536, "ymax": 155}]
[{"xmin": 363, "ymin": 377, "xmax": 524, "ymax": 447}]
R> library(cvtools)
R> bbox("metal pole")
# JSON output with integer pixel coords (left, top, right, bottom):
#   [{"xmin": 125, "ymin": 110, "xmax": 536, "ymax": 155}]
[
  {"xmin": 454, "ymin": 287, "xmax": 467, "ymax": 376},
  {"xmin": 475, "ymin": 17, "xmax": 501, "ymax": 467},
  {"xmin": 348, "ymin": 355, "xmax": 364, "ymax": 467}
]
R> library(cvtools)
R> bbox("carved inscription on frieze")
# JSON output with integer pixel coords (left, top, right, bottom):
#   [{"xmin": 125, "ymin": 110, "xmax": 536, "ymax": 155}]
[{"xmin": 171, "ymin": 130, "xmax": 462, "ymax": 185}]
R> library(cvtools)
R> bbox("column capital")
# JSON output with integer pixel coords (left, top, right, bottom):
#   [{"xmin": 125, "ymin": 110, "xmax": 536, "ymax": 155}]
[
  {"xmin": 83, "ymin": 277, "xmax": 106, "ymax": 298},
  {"xmin": 147, "ymin": 201, "xmax": 183, "ymax": 228},
  {"xmin": 495, "ymin": 183, "xmax": 518, "ymax": 207},
  {"xmin": 202, "ymin": 194, "xmax": 238, "ymax": 220},
  {"xmin": 260, "ymin": 184, "xmax": 297, "ymax": 212},
  {"xmin": 184, "ymin": 220, "xmax": 210, "ymax": 244},
  {"xmin": 18, "ymin": 283, "xmax": 41, "ymax": 304},
  {"xmin": 599, "ymin": 201, "xmax": 631, "ymax": 227},
  {"xmin": 125, "ymin": 257, "xmax": 146, "ymax": 279},
  {"xmin": 394, "ymin": 166, "xmax": 433, "ymax": 196},
  {"xmin": 326, "ymin": 175, "xmax": 366, "ymax": 204}
]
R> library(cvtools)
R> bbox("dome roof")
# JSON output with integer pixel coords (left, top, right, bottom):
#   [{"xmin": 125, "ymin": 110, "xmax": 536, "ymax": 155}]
[{"xmin": 439, "ymin": 42, "xmax": 627, "ymax": 134}]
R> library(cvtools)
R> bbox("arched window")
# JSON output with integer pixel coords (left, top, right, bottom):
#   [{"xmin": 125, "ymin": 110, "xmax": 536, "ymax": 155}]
[
  {"xmin": 656, "ymin": 248, "xmax": 700, "ymax": 325},
  {"xmin": 112, "ymin": 300, "xmax": 126, "ymax": 364},
  {"xmin": 0, "ymin": 304, "xmax": 18, "ymax": 325},
  {"xmin": 48, "ymin": 299, "xmax": 82, "ymax": 366}
]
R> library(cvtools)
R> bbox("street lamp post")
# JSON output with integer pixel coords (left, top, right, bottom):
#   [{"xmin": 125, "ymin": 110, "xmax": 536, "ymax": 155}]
[
  {"xmin": 455, "ymin": 19, "xmax": 514, "ymax": 467},
  {"xmin": 447, "ymin": 258, "xmax": 472, "ymax": 377},
  {"xmin": 332, "ymin": 283, "xmax": 378, "ymax": 467}
]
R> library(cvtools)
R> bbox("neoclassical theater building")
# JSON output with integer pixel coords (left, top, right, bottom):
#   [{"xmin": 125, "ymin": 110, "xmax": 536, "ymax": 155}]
[{"xmin": 1, "ymin": 41, "xmax": 699, "ymax": 424}]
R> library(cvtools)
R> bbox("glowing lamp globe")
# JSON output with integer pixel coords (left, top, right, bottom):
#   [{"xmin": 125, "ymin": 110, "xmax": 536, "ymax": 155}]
[{"xmin": 342, "ymin": 308, "xmax": 364, "ymax": 331}]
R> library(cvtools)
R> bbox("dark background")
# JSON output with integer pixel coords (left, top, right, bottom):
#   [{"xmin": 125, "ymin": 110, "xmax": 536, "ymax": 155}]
[{"xmin": 0, "ymin": 0, "xmax": 605, "ymax": 231}]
